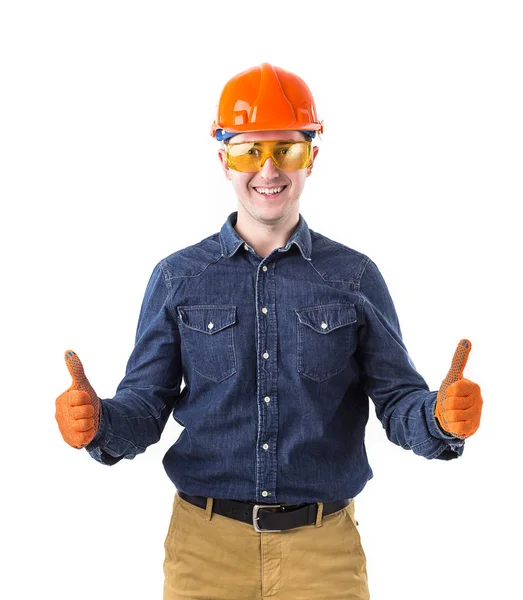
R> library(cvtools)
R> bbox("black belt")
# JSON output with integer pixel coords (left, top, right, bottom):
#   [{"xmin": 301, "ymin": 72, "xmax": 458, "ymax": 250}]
[{"xmin": 177, "ymin": 491, "xmax": 352, "ymax": 532}]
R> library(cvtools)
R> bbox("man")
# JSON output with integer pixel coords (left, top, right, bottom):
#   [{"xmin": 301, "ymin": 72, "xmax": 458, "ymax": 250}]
[{"xmin": 55, "ymin": 62, "xmax": 483, "ymax": 599}]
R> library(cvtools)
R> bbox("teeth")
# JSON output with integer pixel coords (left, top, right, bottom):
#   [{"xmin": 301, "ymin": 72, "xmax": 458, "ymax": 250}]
[{"xmin": 255, "ymin": 186, "xmax": 284, "ymax": 195}]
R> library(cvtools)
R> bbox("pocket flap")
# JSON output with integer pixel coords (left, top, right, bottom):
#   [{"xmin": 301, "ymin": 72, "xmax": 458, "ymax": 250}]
[
  {"xmin": 177, "ymin": 305, "xmax": 236, "ymax": 334},
  {"xmin": 295, "ymin": 304, "xmax": 357, "ymax": 334}
]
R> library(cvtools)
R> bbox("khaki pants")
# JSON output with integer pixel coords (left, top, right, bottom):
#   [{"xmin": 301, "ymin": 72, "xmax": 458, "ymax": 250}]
[{"xmin": 163, "ymin": 492, "xmax": 370, "ymax": 599}]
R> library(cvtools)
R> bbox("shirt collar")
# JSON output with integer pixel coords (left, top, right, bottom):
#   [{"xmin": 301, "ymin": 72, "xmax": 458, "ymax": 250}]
[{"xmin": 219, "ymin": 211, "xmax": 312, "ymax": 261}]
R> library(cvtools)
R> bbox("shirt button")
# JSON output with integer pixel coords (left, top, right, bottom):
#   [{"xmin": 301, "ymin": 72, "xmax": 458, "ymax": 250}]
[
  {"xmin": 263, "ymin": 352, "xmax": 269, "ymax": 359},
  {"xmin": 264, "ymin": 396, "xmax": 270, "ymax": 403},
  {"xmin": 262, "ymin": 307, "xmax": 268, "ymax": 314},
  {"xmin": 263, "ymin": 443, "xmax": 269, "ymax": 450},
  {"xmin": 262, "ymin": 266, "xmax": 268, "ymax": 272},
  {"xmin": 207, "ymin": 321, "xmax": 214, "ymax": 330},
  {"xmin": 262, "ymin": 491, "xmax": 270, "ymax": 497},
  {"xmin": 244, "ymin": 244, "xmax": 248, "ymax": 251},
  {"xmin": 321, "ymin": 321, "xmax": 327, "ymax": 330}
]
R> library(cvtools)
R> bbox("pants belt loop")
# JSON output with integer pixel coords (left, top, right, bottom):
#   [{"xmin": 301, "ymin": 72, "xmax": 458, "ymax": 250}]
[
  {"xmin": 315, "ymin": 501, "xmax": 324, "ymax": 528},
  {"xmin": 205, "ymin": 497, "xmax": 214, "ymax": 521}
]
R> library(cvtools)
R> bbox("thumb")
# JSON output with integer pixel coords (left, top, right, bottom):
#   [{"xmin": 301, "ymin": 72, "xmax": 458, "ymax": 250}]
[
  {"xmin": 64, "ymin": 349, "xmax": 99, "ymax": 407},
  {"xmin": 440, "ymin": 338, "xmax": 472, "ymax": 394}
]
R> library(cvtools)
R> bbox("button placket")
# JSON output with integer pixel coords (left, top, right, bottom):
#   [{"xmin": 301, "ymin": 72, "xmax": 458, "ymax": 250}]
[{"xmin": 255, "ymin": 259, "xmax": 278, "ymax": 502}]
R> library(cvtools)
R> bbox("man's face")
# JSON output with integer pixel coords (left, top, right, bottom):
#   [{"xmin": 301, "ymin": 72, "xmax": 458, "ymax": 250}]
[{"xmin": 218, "ymin": 130, "xmax": 319, "ymax": 225}]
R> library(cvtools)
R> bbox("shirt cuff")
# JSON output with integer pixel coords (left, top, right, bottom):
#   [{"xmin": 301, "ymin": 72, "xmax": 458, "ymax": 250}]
[
  {"xmin": 84, "ymin": 400, "xmax": 123, "ymax": 465},
  {"xmin": 425, "ymin": 391, "xmax": 465, "ymax": 457},
  {"xmin": 85, "ymin": 399, "xmax": 108, "ymax": 449}
]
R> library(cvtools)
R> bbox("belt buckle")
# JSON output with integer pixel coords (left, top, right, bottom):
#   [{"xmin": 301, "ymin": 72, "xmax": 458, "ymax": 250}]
[{"xmin": 253, "ymin": 504, "xmax": 282, "ymax": 532}]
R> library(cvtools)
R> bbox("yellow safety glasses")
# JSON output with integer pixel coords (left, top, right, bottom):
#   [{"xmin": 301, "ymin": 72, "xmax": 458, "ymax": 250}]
[{"xmin": 224, "ymin": 140, "xmax": 313, "ymax": 173}]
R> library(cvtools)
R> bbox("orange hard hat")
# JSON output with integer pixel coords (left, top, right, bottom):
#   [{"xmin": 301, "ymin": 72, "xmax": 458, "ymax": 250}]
[{"xmin": 210, "ymin": 62, "xmax": 324, "ymax": 138}]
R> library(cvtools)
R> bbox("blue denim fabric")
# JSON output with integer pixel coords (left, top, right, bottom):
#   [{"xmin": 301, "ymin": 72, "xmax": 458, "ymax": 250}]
[{"xmin": 86, "ymin": 211, "xmax": 464, "ymax": 503}]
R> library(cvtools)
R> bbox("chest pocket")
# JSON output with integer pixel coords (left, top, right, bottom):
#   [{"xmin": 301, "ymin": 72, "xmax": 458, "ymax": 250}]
[
  {"xmin": 177, "ymin": 305, "xmax": 237, "ymax": 383},
  {"xmin": 295, "ymin": 303, "xmax": 358, "ymax": 382}
]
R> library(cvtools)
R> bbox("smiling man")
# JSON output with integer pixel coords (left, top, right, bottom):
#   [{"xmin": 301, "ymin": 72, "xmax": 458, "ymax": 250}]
[{"xmin": 55, "ymin": 62, "xmax": 483, "ymax": 600}]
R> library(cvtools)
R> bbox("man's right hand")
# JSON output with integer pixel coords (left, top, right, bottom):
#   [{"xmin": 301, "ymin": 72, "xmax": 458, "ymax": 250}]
[{"xmin": 55, "ymin": 350, "xmax": 101, "ymax": 449}]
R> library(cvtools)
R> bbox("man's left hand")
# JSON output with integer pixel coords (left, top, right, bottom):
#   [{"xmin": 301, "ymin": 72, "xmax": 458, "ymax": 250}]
[{"xmin": 434, "ymin": 339, "xmax": 483, "ymax": 439}]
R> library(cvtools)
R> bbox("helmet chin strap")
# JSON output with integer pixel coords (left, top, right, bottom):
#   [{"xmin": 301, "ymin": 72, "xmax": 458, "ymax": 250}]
[{"xmin": 215, "ymin": 129, "xmax": 317, "ymax": 142}]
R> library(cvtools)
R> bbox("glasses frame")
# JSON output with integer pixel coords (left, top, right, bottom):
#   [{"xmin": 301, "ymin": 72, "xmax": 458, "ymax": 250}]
[{"xmin": 224, "ymin": 139, "xmax": 313, "ymax": 173}]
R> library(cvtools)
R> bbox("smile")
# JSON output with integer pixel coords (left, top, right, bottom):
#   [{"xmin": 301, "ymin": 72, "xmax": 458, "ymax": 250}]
[{"xmin": 253, "ymin": 185, "xmax": 287, "ymax": 197}]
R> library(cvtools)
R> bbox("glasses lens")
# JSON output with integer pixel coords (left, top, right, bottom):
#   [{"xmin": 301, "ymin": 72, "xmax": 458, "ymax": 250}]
[
  {"xmin": 274, "ymin": 142, "xmax": 312, "ymax": 171},
  {"xmin": 226, "ymin": 142, "xmax": 261, "ymax": 172},
  {"xmin": 226, "ymin": 141, "xmax": 312, "ymax": 172}
]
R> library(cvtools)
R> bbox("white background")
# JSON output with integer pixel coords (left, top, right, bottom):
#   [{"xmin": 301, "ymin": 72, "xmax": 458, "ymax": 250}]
[{"xmin": 1, "ymin": 1, "xmax": 522, "ymax": 599}]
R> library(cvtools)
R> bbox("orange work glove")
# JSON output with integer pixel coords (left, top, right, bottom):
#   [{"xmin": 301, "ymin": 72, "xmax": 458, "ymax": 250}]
[
  {"xmin": 55, "ymin": 350, "xmax": 101, "ymax": 449},
  {"xmin": 434, "ymin": 339, "xmax": 483, "ymax": 439}
]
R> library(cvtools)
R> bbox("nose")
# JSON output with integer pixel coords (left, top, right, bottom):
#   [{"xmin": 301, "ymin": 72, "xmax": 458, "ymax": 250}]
[{"xmin": 259, "ymin": 157, "xmax": 280, "ymax": 180}]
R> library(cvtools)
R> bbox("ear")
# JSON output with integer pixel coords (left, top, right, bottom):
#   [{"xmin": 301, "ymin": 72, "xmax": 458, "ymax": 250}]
[
  {"xmin": 218, "ymin": 148, "xmax": 232, "ymax": 181},
  {"xmin": 306, "ymin": 145, "xmax": 320, "ymax": 177}
]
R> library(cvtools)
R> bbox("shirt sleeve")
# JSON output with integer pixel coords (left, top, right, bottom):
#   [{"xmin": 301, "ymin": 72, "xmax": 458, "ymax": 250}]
[
  {"xmin": 85, "ymin": 259, "xmax": 182, "ymax": 465},
  {"xmin": 356, "ymin": 258, "xmax": 465, "ymax": 460}
]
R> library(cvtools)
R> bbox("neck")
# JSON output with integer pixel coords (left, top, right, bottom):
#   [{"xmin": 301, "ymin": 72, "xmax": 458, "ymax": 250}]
[{"xmin": 234, "ymin": 204, "xmax": 299, "ymax": 258}]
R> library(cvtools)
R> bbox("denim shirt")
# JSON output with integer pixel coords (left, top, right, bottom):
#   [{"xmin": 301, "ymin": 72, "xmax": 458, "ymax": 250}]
[{"xmin": 86, "ymin": 211, "xmax": 464, "ymax": 503}]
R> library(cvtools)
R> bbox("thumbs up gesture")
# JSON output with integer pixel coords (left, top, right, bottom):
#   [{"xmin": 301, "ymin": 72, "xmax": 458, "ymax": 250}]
[
  {"xmin": 434, "ymin": 339, "xmax": 483, "ymax": 439},
  {"xmin": 55, "ymin": 350, "xmax": 101, "ymax": 449}
]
